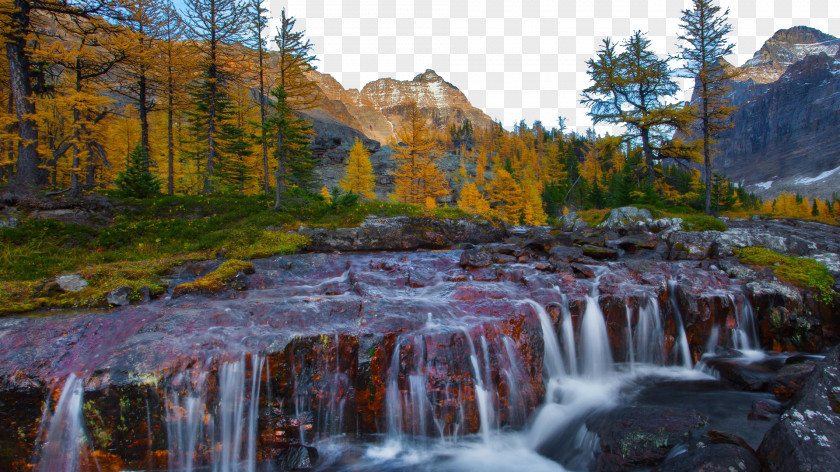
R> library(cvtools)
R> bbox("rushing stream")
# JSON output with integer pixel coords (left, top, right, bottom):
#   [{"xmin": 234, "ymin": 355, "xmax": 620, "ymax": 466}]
[{"xmin": 0, "ymin": 249, "xmax": 786, "ymax": 471}]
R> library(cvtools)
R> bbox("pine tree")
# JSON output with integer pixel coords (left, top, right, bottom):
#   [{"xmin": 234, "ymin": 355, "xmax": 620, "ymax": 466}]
[
  {"xmin": 264, "ymin": 84, "xmax": 315, "ymax": 208},
  {"xmin": 457, "ymin": 182, "xmax": 490, "ymax": 215},
  {"xmin": 339, "ymin": 138, "xmax": 376, "ymax": 199},
  {"xmin": 115, "ymin": 143, "xmax": 161, "ymax": 198},
  {"xmin": 678, "ymin": 0, "xmax": 737, "ymax": 215},
  {"xmin": 158, "ymin": 2, "xmax": 188, "ymax": 194},
  {"xmin": 581, "ymin": 32, "xmax": 696, "ymax": 183},
  {"xmin": 183, "ymin": 0, "xmax": 248, "ymax": 193},
  {"xmin": 487, "ymin": 168, "xmax": 523, "ymax": 225},
  {"xmin": 392, "ymin": 102, "xmax": 450, "ymax": 205},
  {"xmin": 247, "ymin": 0, "xmax": 270, "ymax": 193}
]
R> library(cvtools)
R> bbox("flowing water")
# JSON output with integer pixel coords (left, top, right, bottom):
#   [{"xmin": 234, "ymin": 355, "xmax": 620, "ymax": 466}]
[{"xmin": 10, "ymin": 250, "xmax": 783, "ymax": 472}]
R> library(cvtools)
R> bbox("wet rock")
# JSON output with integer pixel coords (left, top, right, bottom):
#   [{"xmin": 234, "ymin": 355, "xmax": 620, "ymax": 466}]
[
  {"xmin": 570, "ymin": 263, "xmax": 596, "ymax": 278},
  {"xmin": 572, "ymin": 231, "xmax": 607, "ymax": 247},
  {"xmin": 459, "ymin": 249, "xmax": 492, "ymax": 268},
  {"xmin": 138, "ymin": 286, "xmax": 151, "ymax": 303},
  {"xmin": 758, "ymin": 346, "xmax": 840, "ymax": 471},
  {"xmin": 655, "ymin": 443, "xmax": 761, "ymax": 472},
  {"xmin": 608, "ymin": 232, "xmax": 659, "ymax": 251},
  {"xmin": 749, "ymin": 399, "xmax": 783, "ymax": 420},
  {"xmin": 549, "ymin": 245, "xmax": 584, "ymax": 263},
  {"xmin": 274, "ymin": 444, "xmax": 319, "ymax": 471},
  {"xmin": 587, "ymin": 406, "xmax": 706, "ymax": 471},
  {"xmin": 599, "ymin": 206, "xmax": 653, "ymax": 229},
  {"xmin": 491, "ymin": 253, "xmax": 517, "ymax": 264},
  {"xmin": 56, "ymin": 274, "xmax": 88, "ymax": 292},
  {"xmin": 769, "ymin": 361, "xmax": 816, "ymax": 400},
  {"xmin": 581, "ymin": 244, "xmax": 618, "ymax": 260},
  {"xmin": 703, "ymin": 358, "xmax": 774, "ymax": 391},
  {"xmin": 106, "ymin": 286, "xmax": 132, "ymax": 306},
  {"xmin": 559, "ymin": 211, "xmax": 589, "ymax": 231}
]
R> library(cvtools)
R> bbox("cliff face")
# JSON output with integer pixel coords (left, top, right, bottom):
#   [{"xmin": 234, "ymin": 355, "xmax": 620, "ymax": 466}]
[
  {"xmin": 698, "ymin": 27, "xmax": 840, "ymax": 199},
  {"xmin": 305, "ymin": 69, "xmax": 497, "ymax": 144}
]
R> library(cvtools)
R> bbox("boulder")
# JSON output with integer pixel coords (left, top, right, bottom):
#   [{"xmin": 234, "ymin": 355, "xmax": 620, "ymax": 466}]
[
  {"xmin": 581, "ymin": 244, "xmax": 618, "ymax": 260},
  {"xmin": 769, "ymin": 361, "xmax": 816, "ymax": 400},
  {"xmin": 586, "ymin": 406, "xmax": 706, "ymax": 471},
  {"xmin": 459, "ymin": 249, "xmax": 492, "ymax": 268},
  {"xmin": 273, "ymin": 444, "xmax": 319, "ymax": 471},
  {"xmin": 0, "ymin": 217, "xmax": 18, "ymax": 229},
  {"xmin": 598, "ymin": 206, "xmax": 653, "ymax": 229},
  {"xmin": 558, "ymin": 211, "xmax": 589, "ymax": 231},
  {"xmin": 106, "ymin": 286, "xmax": 132, "ymax": 306},
  {"xmin": 655, "ymin": 443, "xmax": 761, "ymax": 472},
  {"xmin": 548, "ymin": 245, "xmax": 584, "ymax": 263},
  {"xmin": 56, "ymin": 274, "xmax": 88, "ymax": 292},
  {"xmin": 608, "ymin": 232, "xmax": 659, "ymax": 251},
  {"xmin": 758, "ymin": 346, "xmax": 840, "ymax": 471}
]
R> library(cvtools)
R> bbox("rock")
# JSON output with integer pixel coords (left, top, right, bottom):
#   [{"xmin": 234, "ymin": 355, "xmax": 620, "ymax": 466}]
[
  {"xmin": 655, "ymin": 443, "xmax": 761, "ymax": 472},
  {"xmin": 33, "ymin": 280, "xmax": 64, "ymax": 297},
  {"xmin": 769, "ymin": 362, "xmax": 816, "ymax": 400},
  {"xmin": 586, "ymin": 406, "xmax": 706, "ymax": 471},
  {"xmin": 598, "ymin": 206, "xmax": 653, "ymax": 229},
  {"xmin": 0, "ymin": 217, "xmax": 18, "ymax": 229},
  {"xmin": 703, "ymin": 358, "xmax": 774, "ymax": 391},
  {"xmin": 758, "ymin": 346, "xmax": 840, "ymax": 471},
  {"xmin": 666, "ymin": 231, "xmax": 717, "ymax": 260},
  {"xmin": 106, "ymin": 286, "xmax": 132, "ymax": 306},
  {"xmin": 297, "ymin": 216, "xmax": 508, "ymax": 252},
  {"xmin": 138, "ymin": 286, "xmax": 151, "ymax": 303},
  {"xmin": 491, "ymin": 253, "xmax": 517, "ymax": 264},
  {"xmin": 570, "ymin": 263, "xmax": 596, "ymax": 278},
  {"xmin": 56, "ymin": 274, "xmax": 88, "ymax": 292},
  {"xmin": 608, "ymin": 232, "xmax": 659, "ymax": 251},
  {"xmin": 649, "ymin": 217, "xmax": 683, "ymax": 234},
  {"xmin": 273, "ymin": 444, "xmax": 319, "ymax": 471},
  {"xmin": 459, "ymin": 249, "xmax": 492, "ymax": 268},
  {"xmin": 581, "ymin": 244, "xmax": 618, "ymax": 260},
  {"xmin": 559, "ymin": 212, "xmax": 589, "ymax": 231},
  {"xmin": 548, "ymin": 245, "xmax": 584, "ymax": 263},
  {"xmin": 749, "ymin": 400, "xmax": 782, "ymax": 421}
]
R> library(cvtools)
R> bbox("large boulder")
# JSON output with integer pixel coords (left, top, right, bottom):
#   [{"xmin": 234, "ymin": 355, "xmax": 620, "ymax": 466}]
[
  {"xmin": 598, "ymin": 207, "xmax": 653, "ymax": 229},
  {"xmin": 586, "ymin": 406, "xmax": 706, "ymax": 471},
  {"xmin": 559, "ymin": 211, "xmax": 589, "ymax": 231},
  {"xmin": 56, "ymin": 274, "xmax": 88, "ymax": 292},
  {"xmin": 655, "ymin": 443, "xmax": 761, "ymax": 472},
  {"xmin": 757, "ymin": 346, "xmax": 840, "ymax": 471},
  {"xmin": 297, "ymin": 216, "xmax": 508, "ymax": 252}
]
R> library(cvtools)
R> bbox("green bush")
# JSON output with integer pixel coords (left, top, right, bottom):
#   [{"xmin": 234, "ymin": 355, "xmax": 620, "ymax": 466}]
[{"xmin": 681, "ymin": 215, "xmax": 727, "ymax": 232}]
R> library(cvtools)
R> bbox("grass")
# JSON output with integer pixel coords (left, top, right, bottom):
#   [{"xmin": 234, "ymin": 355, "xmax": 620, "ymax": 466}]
[
  {"xmin": 735, "ymin": 247, "xmax": 837, "ymax": 304},
  {"xmin": 680, "ymin": 215, "xmax": 728, "ymax": 232},
  {"xmin": 172, "ymin": 260, "xmax": 255, "ymax": 297}
]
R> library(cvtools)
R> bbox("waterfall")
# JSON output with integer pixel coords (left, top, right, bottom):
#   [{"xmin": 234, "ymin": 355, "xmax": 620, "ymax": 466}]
[
  {"xmin": 385, "ymin": 340, "xmax": 403, "ymax": 439},
  {"xmin": 525, "ymin": 300, "xmax": 566, "ymax": 380},
  {"xmin": 633, "ymin": 296, "xmax": 666, "ymax": 365},
  {"xmin": 730, "ymin": 294, "xmax": 760, "ymax": 350},
  {"xmin": 167, "ymin": 372, "xmax": 208, "ymax": 472},
  {"xmin": 34, "ymin": 374, "xmax": 86, "ymax": 472},
  {"xmin": 668, "ymin": 279, "xmax": 693, "ymax": 368},
  {"xmin": 462, "ymin": 328, "xmax": 494, "ymax": 444},
  {"xmin": 558, "ymin": 295, "xmax": 578, "ymax": 377},
  {"xmin": 579, "ymin": 295, "xmax": 614, "ymax": 379}
]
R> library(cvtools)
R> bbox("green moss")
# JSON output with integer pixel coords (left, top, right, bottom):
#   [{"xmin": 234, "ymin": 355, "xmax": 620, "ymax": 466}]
[
  {"xmin": 736, "ymin": 247, "xmax": 837, "ymax": 304},
  {"xmin": 228, "ymin": 231, "xmax": 309, "ymax": 259},
  {"xmin": 172, "ymin": 259, "xmax": 255, "ymax": 296},
  {"xmin": 681, "ymin": 215, "xmax": 728, "ymax": 232}
]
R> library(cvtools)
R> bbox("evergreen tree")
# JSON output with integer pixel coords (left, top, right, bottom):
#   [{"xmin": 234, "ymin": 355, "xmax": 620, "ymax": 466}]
[
  {"xmin": 678, "ymin": 0, "xmax": 737, "ymax": 215},
  {"xmin": 115, "ymin": 143, "xmax": 161, "ymax": 198},
  {"xmin": 581, "ymin": 32, "xmax": 696, "ymax": 183},
  {"xmin": 263, "ymin": 85, "xmax": 315, "ymax": 208},
  {"xmin": 216, "ymin": 122, "xmax": 252, "ymax": 193},
  {"xmin": 339, "ymin": 138, "xmax": 376, "ymax": 199}
]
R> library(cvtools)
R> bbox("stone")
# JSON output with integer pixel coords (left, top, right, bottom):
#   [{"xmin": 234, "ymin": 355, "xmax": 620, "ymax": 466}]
[
  {"xmin": 33, "ymin": 280, "xmax": 64, "ymax": 297},
  {"xmin": 655, "ymin": 443, "xmax": 761, "ymax": 472},
  {"xmin": 587, "ymin": 406, "xmax": 706, "ymax": 471},
  {"xmin": 559, "ymin": 212, "xmax": 589, "ymax": 232},
  {"xmin": 273, "ymin": 444, "xmax": 319, "ymax": 471},
  {"xmin": 598, "ymin": 206, "xmax": 653, "ymax": 229},
  {"xmin": 769, "ymin": 361, "xmax": 816, "ymax": 400},
  {"xmin": 56, "ymin": 274, "xmax": 88, "ymax": 292},
  {"xmin": 548, "ymin": 245, "xmax": 584, "ymax": 263},
  {"xmin": 581, "ymin": 244, "xmax": 618, "ymax": 260},
  {"xmin": 749, "ymin": 400, "xmax": 782, "ymax": 421},
  {"xmin": 106, "ymin": 286, "xmax": 132, "ymax": 306},
  {"xmin": 459, "ymin": 249, "xmax": 492, "ymax": 268},
  {"xmin": 491, "ymin": 253, "xmax": 517, "ymax": 264},
  {"xmin": 0, "ymin": 217, "xmax": 18, "ymax": 229},
  {"xmin": 608, "ymin": 232, "xmax": 659, "ymax": 251},
  {"xmin": 138, "ymin": 286, "xmax": 152, "ymax": 303},
  {"xmin": 758, "ymin": 346, "xmax": 840, "ymax": 471}
]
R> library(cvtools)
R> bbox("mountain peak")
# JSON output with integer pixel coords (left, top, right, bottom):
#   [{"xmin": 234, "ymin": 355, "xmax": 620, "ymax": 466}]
[
  {"xmin": 413, "ymin": 69, "xmax": 443, "ymax": 83},
  {"xmin": 765, "ymin": 26, "xmax": 837, "ymax": 47},
  {"xmin": 740, "ymin": 26, "xmax": 840, "ymax": 83}
]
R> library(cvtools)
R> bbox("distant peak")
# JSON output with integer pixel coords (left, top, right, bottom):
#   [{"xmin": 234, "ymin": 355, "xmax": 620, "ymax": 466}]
[
  {"xmin": 413, "ymin": 69, "xmax": 443, "ymax": 82},
  {"xmin": 766, "ymin": 26, "xmax": 836, "ymax": 46}
]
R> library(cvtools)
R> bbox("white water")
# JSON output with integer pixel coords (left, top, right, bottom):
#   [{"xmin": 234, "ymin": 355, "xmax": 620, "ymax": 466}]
[
  {"xmin": 668, "ymin": 279, "xmax": 693, "ymax": 368},
  {"xmin": 580, "ymin": 295, "xmax": 614, "ymax": 379},
  {"xmin": 34, "ymin": 374, "xmax": 86, "ymax": 472}
]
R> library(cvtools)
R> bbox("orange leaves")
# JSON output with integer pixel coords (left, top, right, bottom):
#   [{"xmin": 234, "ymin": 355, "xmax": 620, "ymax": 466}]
[{"xmin": 339, "ymin": 138, "xmax": 376, "ymax": 199}]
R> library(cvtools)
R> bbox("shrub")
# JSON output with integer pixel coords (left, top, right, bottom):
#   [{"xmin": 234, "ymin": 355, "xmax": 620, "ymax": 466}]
[{"xmin": 681, "ymin": 215, "xmax": 727, "ymax": 232}]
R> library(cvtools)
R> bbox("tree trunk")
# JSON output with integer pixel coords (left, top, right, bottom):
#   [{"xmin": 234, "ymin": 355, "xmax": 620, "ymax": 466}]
[
  {"xmin": 259, "ymin": 45, "xmax": 269, "ymax": 194},
  {"xmin": 167, "ymin": 68, "xmax": 174, "ymax": 195},
  {"xmin": 203, "ymin": 39, "xmax": 217, "ymax": 194},
  {"xmin": 640, "ymin": 129, "xmax": 655, "ymax": 184},
  {"xmin": 5, "ymin": 2, "xmax": 41, "ymax": 192},
  {"xmin": 274, "ymin": 132, "xmax": 285, "ymax": 209},
  {"xmin": 139, "ymin": 69, "xmax": 150, "ymax": 158},
  {"xmin": 702, "ymin": 86, "xmax": 712, "ymax": 216}
]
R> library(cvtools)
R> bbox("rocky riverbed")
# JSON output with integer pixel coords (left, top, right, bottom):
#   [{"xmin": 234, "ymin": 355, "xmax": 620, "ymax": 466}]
[{"xmin": 0, "ymin": 209, "xmax": 838, "ymax": 471}]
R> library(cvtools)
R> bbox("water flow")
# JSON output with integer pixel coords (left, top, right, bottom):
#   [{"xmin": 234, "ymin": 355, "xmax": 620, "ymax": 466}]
[
  {"xmin": 668, "ymin": 279, "xmax": 693, "ymax": 368},
  {"xmin": 633, "ymin": 296, "xmax": 665, "ymax": 365},
  {"xmin": 35, "ymin": 374, "xmax": 86, "ymax": 472},
  {"xmin": 525, "ymin": 300, "xmax": 566, "ymax": 380},
  {"xmin": 579, "ymin": 295, "xmax": 614, "ymax": 379},
  {"xmin": 730, "ymin": 294, "xmax": 760, "ymax": 350},
  {"xmin": 557, "ymin": 294, "xmax": 578, "ymax": 377},
  {"xmin": 461, "ymin": 329, "xmax": 494, "ymax": 444}
]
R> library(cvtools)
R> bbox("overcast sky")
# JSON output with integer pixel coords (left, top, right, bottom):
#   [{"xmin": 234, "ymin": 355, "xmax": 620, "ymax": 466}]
[{"xmin": 258, "ymin": 0, "xmax": 839, "ymax": 134}]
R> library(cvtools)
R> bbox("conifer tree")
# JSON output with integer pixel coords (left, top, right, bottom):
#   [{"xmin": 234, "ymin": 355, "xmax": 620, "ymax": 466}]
[
  {"xmin": 158, "ymin": 1, "xmax": 187, "ymax": 194},
  {"xmin": 521, "ymin": 178, "xmax": 548, "ymax": 225},
  {"xmin": 581, "ymin": 32, "xmax": 696, "ymax": 184},
  {"xmin": 115, "ymin": 143, "xmax": 160, "ymax": 197},
  {"xmin": 457, "ymin": 182, "xmax": 490, "ymax": 215},
  {"xmin": 339, "ymin": 138, "xmax": 376, "ymax": 199},
  {"xmin": 183, "ymin": 0, "xmax": 248, "ymax": 193},
  {"xmin": 487, "ymin": 167, "xmax": 523, "ymax": 225},
  {"xmin": 678, "ymin": 0, "xmax": 737, "ymax": 215},
  {"xmin": 263, "ymin": 84, "xmax": 314, "ymax": 208},
  {"xmin": 247, "ymin": 0, "xmax": 270, "ymax": 193},
  {"xmin": 392, "ymin": 102, "xmax": 450, "ymax": 205}
]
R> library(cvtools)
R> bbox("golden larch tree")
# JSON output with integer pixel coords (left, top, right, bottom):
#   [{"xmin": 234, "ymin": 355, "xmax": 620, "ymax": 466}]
[
  {"xmin": 392, "ymin": 102, "xmax": 449, "ymax": 205},
  {"xmin": 339, "ymin": 138, "xmax": 376, "ymax": 199},
  {"xmin": 487, "ymin": 167, "xmax": 523, "ymax": 225},
  {"xmin": 458, "ymin": 182, "xmax": 490, "ymax": 216}
]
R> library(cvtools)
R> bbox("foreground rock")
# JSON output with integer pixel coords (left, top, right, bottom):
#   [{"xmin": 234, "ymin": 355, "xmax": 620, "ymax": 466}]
[
  {"xmin": 758, "ymin": 346, "xmax": 840, "ymax": 471},
  {"xmin": 296, "ymin": 215, "xmax": 507, "ymax": 251},
  {"xmin": 655, "ymin": 443, "xmax": 761, "ymax": 472},
  {"xmin": 586, "ymin": 406, "xmax": 706, "ymax": 471}
]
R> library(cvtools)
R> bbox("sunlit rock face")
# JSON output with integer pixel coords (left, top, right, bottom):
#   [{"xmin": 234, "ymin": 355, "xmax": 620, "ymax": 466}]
[{"xmin": 1, "ymin": 238, "xmax": 833, "ymax": 471}]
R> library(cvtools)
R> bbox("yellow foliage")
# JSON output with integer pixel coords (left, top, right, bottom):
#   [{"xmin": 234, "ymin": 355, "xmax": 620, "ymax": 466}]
[
  {"xmin": 320, "ymin": 186, "xmax": 331, "ymax": 203},
  {"xmin": 475, "ymin": 151, "xmax": 487, "ymax": 188},
  {"xmin": 458, "ymin": 182, "xmax": 490, "ymax": 215},
  {"xmin": 392, "ymin": 103, "xmax": 450, "ymax": 205},
  {"xmin": 424, "ymin": 196, "xmax": 437, "ymax": 209},
  {"xmin": 339, "ymin": 138, "xmax": 376, "ymax": 199},
  {"xmin": 487, "ymin": 168, "xmax": 523, "ymax": 225},
  {"xmin": 521, "ymin": 179, "xmax": 548, "ymax": 226}
]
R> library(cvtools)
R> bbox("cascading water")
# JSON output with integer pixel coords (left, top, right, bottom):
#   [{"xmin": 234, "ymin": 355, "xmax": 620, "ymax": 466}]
[
  {"xmin": 34, "ymin": 374, "xmax": 86, "ymax": 472},
  {"xmin": 730, "ymin": 293, "xmax": 760, "ymax": 351},
  {"xmin": 579, "ymin": 294, "xmax": 614, "ymax": 379},
  {"xmin": 668, "ymin": 279, "xmax": 693, "ymax": 368},
  {"xmin": 630, "ymin": 295, "xmax": 666, "ymax": 365}
]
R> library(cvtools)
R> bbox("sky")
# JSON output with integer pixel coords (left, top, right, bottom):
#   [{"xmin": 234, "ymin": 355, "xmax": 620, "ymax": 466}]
[{"xmin": 253, "ymin": 0, "xmax": 840, "ymax": 134}]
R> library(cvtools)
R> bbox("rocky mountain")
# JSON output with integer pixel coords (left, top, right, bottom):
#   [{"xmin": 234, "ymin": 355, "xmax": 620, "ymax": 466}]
[
  {"xmin": 305, "ymin": 69, "xmax": 497, "ymax": 145},
  {"xmin": 699, "ymin": 26, "xmax": 840, "ymax": 199}
]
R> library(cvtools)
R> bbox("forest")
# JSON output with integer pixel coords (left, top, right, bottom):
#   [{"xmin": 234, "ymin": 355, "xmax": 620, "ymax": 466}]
[{"xmin": 1, "ymin": 0, "xmax": 839, "ymax": 225}]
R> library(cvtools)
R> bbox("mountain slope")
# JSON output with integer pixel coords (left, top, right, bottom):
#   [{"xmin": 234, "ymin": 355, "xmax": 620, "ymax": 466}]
[{"xmin": 698, "ymin": 26, "xmax": 840, "ymax": 199}]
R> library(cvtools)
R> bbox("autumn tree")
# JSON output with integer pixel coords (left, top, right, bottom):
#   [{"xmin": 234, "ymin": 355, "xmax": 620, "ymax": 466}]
[
  {"xmin": 487, "ymin": 167, "xmax": 522, "ymax": 224},
  {"xmin": 392, "ymin": 102, "xmax": 450, "ymax": 205},
  {"xmin": 678, "ymin": 0, "xmax": 737, "ymax": 215},
  {"xmin": 246, "ymin": 0, "xmax": 269, "ymax": 193},
  {"xmin": 339, "ymin": 138, "xmax": 376, "ymax": 199},
  {"xmin": 158, "ymin": 1, "xmax": 188, "ymax": 194},
  {"xmin": 458, "ymin": 182, "xmax": 490, "ymax": 215},
  {"xmin": 183, "ymin": 0, "xmax": 247, "ymax": 193},
  {"xmin": 581, "ymin": 32, "xmax": 695, "ymax": 184}
]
